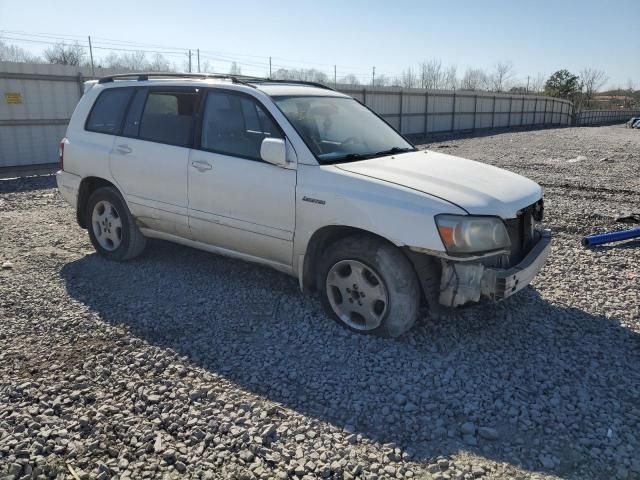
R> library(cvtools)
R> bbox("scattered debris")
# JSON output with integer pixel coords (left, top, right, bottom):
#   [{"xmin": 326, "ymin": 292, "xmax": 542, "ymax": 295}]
[
  {"xmin": 582, "ymin": 227, "xmax": 640, "ymax": 247},
  {"xmin": 616, "ymin": 213, "xmax": 640, "ymax": 224}
]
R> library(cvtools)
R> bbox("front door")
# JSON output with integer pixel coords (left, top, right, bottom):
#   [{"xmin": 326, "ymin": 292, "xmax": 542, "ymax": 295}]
[{"xmin": 187, "ymin": 89, "xmax": 296, "ymax": 267}]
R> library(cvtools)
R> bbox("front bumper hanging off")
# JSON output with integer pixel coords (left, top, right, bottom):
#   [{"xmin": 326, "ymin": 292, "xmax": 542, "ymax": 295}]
[{"xmin": 439, "ymin": 230, "xmax": 552, "ymax": 307}]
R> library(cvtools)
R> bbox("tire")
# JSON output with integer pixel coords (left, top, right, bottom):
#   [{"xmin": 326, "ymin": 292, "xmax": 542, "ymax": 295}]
[
  {"xmin": 318, "ymin": 234, "xmax": 421, "ymax": 338},
  {"xmin": 85, "ymin": 186, "xmax": 146, "ymax": 261}
]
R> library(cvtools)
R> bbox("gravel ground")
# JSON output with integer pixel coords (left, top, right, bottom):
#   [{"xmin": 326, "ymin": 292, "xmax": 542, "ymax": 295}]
[{"xmin": 1, "ymin": 125, "xmax": 639, "ymax": 480}]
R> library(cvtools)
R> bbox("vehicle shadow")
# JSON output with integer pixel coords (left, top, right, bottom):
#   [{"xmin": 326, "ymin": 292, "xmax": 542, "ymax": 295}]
[{"xmin": 60, "ymin": 239, "xmax": 640, "ymax": 478}]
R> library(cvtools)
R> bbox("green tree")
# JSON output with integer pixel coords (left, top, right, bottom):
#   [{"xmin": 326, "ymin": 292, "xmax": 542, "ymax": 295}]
[{"xmin": 544, "ymin": 70, "xmax": 581, "ymax": 100}]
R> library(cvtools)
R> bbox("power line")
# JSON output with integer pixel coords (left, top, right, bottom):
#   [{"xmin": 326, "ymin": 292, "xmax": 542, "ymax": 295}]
[{"xmin": 1, "ymin": 30, "xmax": 407, "ymax": 80}]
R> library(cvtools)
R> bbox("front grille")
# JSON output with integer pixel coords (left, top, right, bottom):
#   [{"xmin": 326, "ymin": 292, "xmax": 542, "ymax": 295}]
[{"xmin": 504, "ymin": 199, "xmax": 543, "ymax": 265}]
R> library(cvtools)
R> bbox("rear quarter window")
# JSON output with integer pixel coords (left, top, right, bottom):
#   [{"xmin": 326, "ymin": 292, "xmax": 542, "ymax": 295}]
[{"xmin": 85, "ymin": 88, "xmax": 133, "ymax": 134}]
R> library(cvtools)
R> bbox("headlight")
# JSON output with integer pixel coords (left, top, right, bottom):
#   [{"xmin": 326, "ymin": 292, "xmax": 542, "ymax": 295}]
[{"xmin": 435, "ymin": 214, "xmax": 510, "ymax": 255}]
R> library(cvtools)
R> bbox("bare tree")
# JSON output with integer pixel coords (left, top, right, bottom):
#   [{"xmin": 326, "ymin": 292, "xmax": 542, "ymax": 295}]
[
  {"xmin": 44, "ymin": 41, "xmax": 86, "ymax": 66},
  {"xmin": 529, "ymin": 73, "xmax": 546, "ymax": 94},
  {"xmin": 443, "ymin": 65, "xmax": 458, "ymax": 90},
  {"xmin": 147, "ymin": 53, "xmax": 172, "ymax": 72},
  {"xmin": 489, "ymin": 61, "xmax": 515, "ymax": 92},
  {"xmin": 389, "ymin": 76, "xmax": 402, "ymax": 87},
  {"xmin": 419, "ymin": 58, "xmax": 445, "ymax": 89},
  {"xmin": 229, "ymin": 62, "xmax": 242, "ymax": 75},
  {"xmin": 338, "ymin": 73, "xmax": 360, "ymax": 86},
  {"xmin": 101, "ymin": 51, "xmax": 163, "ymax": 71},
  {"xmin": 374, "ymin": 74, "xmax": 390, "ymax": 87},
  {"xmin": 401, "ymin": 67, "xmax": 418, "ymax": 88},
  {"xmin": 0, "ymin": 38, "xmax": 39, "ymax": 62},
  {"xmin": 101, "ymin": 52, "xmax": 123, "ymax": 70},
  {"xmin": 199, "ymin": 59, "xmax": 213, "ymax": 73},
  {"xmin": 580, "ymin": 68, "xmax": 608, "ymax": 107},
  {"xmin": 461, "ymin": 68, "xmax": 487, "ymax": 90},
  {"xmin": 625, "ymin": 79, "xmax": 635, "ymax": 108},
  {"xmin": 120, "ymin": 51, "xmax": 147, "ymax": 70}
]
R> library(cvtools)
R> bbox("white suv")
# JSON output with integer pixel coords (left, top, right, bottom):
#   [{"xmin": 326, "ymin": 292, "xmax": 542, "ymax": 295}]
[{"xmin": 57, "ymin": 73, "xmax": 551, "ymax": 337}]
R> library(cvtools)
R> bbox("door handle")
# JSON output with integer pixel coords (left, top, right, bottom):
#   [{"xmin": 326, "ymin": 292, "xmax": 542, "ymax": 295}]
[
  {"xmin": 191, "ymin": 160, "xmax": 212, "ymax": 172},
  {"xmin": 116, "ymin": 144, "xmax": 132, "ymax": 155}
]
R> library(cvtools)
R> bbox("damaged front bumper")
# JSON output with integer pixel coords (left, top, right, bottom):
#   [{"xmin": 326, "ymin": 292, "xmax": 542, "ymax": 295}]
[{"xmin": 439, "ymin": 230, "xmax": 552, "ymax": 307}]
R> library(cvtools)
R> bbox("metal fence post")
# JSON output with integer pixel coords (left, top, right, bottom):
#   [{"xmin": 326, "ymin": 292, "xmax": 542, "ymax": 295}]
[
  {"xmin": 472, "ymin": 94, "xmax": 478, "ymax": 131},
  {"xmin": 491, "ymin": 95, "xmax": 496, "ymax": 128},
  {"xmin": 451, "ymin": 93, "xmax": 456, "ymax": 132},
  {"xmin": 533, "ymin": 97, "xmax": 538, "ymax": 125},
  {"xmin": 76, "ymin": 72, "xmax": 84, "ymax": 99},
  {"xmin": 423, "ymin": 91, "xmax": 429, "ymax": 136},
  {"xmin": 398, "ymin": 90, "xmax": 404, "ymax": 134},
  {"xmin": 507, "ymin": 96, "xmax": 513, "ymax": 128},
  {"xmin": 544, "ymin": 98, "xmax": 549, "ymax": 125},
  {"xmin": 520, "ymin": 97, "xmax": 525, "ymax": 126},
  {"xmin": 362, "ymin": 88, "xmax": 367, "ymax": 105}
]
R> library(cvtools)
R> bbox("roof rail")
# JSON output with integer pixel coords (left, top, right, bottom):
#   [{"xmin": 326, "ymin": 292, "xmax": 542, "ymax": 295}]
[
  {"xmin": 97, "ymin": 72, "xmax": 260, "ymax": 85},
  {"xmin": 97, "ymin": 72, "xmax": 335, "ymax": 91}
]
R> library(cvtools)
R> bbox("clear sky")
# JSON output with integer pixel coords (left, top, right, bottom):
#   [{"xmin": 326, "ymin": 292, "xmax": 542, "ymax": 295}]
[{"xmin": 1, "ymin": 0, "xmax": 638, "ymax": 89}]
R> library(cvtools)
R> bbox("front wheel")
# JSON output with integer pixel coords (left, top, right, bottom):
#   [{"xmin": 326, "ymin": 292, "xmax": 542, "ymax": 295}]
[
  {"xmin": 318, "ymin": 235, "xmax": 421, "ymax": 337},
  {"xmin": 86, "ymin": 186, "xmax": 146, "ymax": 261}
]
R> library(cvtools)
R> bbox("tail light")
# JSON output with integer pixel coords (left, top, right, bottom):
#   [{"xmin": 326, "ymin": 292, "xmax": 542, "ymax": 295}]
[{"xmin": 59, "ymin": 138, "xmax": 66, "ymax": 170}]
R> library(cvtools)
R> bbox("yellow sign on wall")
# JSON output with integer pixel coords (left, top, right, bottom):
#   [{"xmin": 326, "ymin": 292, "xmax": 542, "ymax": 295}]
[{"xmin": 5, "ymin": 92, "xmax": 23, "ymax": 104}]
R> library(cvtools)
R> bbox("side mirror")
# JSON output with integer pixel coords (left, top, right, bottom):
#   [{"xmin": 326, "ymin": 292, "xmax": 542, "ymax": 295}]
[{"xmin": 260, "ymin": 138, "xmax": 288, "ymax": 167}]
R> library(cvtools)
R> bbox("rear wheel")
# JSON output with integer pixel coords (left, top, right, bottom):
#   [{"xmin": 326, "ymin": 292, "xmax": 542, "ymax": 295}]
[
  {"xmin": 86, "ymin": 187, "xmax": 146, "ymax": 261},
  {"xmin": 318, "ymin": 234, "xmax": 420, "ymax": 337}
]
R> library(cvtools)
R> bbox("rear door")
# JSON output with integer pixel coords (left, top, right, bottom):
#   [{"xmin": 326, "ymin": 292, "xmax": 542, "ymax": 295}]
[
  {"xmin": 187, "ymin": 89, "xmax": 296, "ymax": 267},
  {"xmin": 110, "ymin": 87, "xmax": 199, "ymax": 237}
]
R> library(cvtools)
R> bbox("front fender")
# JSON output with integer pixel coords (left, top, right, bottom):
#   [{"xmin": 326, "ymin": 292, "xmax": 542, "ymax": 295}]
[{"xmin": 293, "ymin": 164, "xmax": 466, "ymax": 282}]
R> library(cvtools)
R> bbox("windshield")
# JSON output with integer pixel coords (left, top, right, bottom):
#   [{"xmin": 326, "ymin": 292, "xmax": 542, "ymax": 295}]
[{"xmin": 273, "ymin": 96, "xmax": 415, "ymax": 163}]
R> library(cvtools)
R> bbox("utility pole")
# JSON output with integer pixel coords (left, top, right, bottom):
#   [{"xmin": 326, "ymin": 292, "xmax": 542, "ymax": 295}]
[
  {"xmin": 197, "ymin": 49, "xmax": 200, "ymax": 73},
  {"xmin": 269, "ymin": 56, "xmax": 272, "ymax": 78},
  {"xmin": 88, "ymin": 36, "xmax": 95, "ymax": 77},
  {"xmin": 334, "ymin": 65, "xmax": 337, "ymax": 88},
  {"xmin": 526, "ymin": 76, "xmax": 530, "ymax": 94},
  {"xmin": 188, "ymin": 50, "xmax": 192, "ymax": 73},
  {"xmin": 372, "ymin": 66, "xmax": 375, "ymax": 87}
]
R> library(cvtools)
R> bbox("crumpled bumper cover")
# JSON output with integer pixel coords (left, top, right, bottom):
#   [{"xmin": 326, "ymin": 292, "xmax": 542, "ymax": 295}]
[{"xmin": 439, "ymin": 230, "xmax": 552, "ymax": 307}]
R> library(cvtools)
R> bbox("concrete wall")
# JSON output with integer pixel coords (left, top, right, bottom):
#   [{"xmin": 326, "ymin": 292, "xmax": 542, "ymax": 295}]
[{"xmin": 1, "ymin": 61, "xmax": 575, "ymax": 168}]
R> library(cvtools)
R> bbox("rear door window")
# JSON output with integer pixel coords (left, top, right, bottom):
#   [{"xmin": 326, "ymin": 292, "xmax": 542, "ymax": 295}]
[
  {"xmin": 85, "ymin": 88, "xmax": 133, "ymax": 134},
  {"xmin": 138, "ymin": 90, "xmax": 198, "ymax": 147}
]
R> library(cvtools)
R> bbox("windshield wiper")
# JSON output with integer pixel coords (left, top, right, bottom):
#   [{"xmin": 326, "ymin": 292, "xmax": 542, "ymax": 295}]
[
  {"xmin": 324, "ymin": 147, "xmax": 414, "ymax": 164},
  {"xmin": 372, "ymin": 146, "xmax": 415, "ymax": 156},
  {"xmin": 325, "ymin": 152, "xmax": 373, "ymax": 163}
]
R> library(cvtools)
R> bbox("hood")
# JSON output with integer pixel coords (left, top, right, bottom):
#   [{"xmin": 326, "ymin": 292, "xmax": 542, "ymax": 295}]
[{"xmin": 335, "ymin": 150, "xmax": 542, "ymax": 219}]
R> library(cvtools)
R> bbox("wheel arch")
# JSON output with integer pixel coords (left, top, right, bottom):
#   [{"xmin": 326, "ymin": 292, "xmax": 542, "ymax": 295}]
[
  {"xmin": 302, "ymin": 225, "xmax": 419, "ymax": 294},
  {"xmin": 76, "ymin": 177, "xmax": 120, "ymax": 228}
]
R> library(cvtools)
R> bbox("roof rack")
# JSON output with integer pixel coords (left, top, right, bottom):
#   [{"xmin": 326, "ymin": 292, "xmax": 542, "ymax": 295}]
[
  {"xmin": 96, "ymin": 72, "xmax": 335, "ymax": 91},
  {"xmin": 97, "ymin": 72, "xmax": 258, "ymax": 85}
]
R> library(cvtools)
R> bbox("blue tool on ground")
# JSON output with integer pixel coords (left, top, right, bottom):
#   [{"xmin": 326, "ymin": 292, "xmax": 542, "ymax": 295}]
[{"xmin": 582, "ymin": 227, "xmax": 640, "ymax": 247}]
